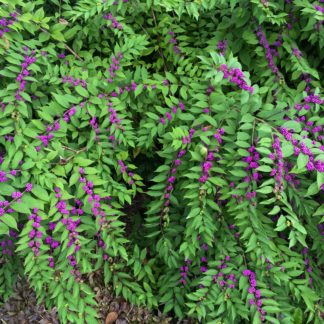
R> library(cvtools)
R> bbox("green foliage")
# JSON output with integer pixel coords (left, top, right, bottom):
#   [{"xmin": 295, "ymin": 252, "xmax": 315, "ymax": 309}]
[{"xmin": 0, "ymin": 0, "xmax": 323, "ymax": 323}]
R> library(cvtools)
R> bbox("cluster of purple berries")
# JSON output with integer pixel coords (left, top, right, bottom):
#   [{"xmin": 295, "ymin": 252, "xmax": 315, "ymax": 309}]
[
  {"xmin": 159, "ymin": 102, "xmax": 185, "ymax": 125},
  {"xmin": 79, "ymin": 168, "xmax": 104, "ymax": 218},
  {"xmin": 294, "ymin": 76, "xmax": 322, "ymax": 111},
  {"xmin": 286, "ymin": 9, "xmax": 297, "ymax": 30},
  {"xmin": 292, "ymin": 47, "xmax": 302, "ymax": 58},
  {"xmin": 5, "ymin": 184, "xmax": 32, "ymax": 207},
  {"xmin": 255, "ymin": 27, "xmax": 281, "ymax": 80},
  {"xmin": 104, "ymin": 13, "xmax": 123, "ymax": 30},
  {"xmin": 117, "ymin": 160, "xmax": 135, "ymax": 185},
  {"xmin": 0, "ymin": 12, "xmax": 17, "ymax": 38},
  {"xmin": 271, "ymin": 33, "xmax": 282, "ymax": 57},
  {"xmin": 0, "ymin": 200, "xmax": 14, "ymax": 216},
  {"xmin": 4, "ymin": 135, "xmax": 14, "ymax": 142},
  {"xmin": 44, "ymin": 234, "xmax": 60, "ymax": 252},
  {"xmin": 0, "ymin": 229, "xmax": 18, "ymax": 257},
  {"xmin": 179, "ymin": 259, "xmax": 192, "ymax": 285},
  {"xmin": 37, "ymin": 104, "xmax": 79, "ymax": 149},
  {"xmin": 11, "ymin": 191, "xmax": 22, "ymax": 201},
  {"xmin": 246, "ymin": 190, "xmax": 256, "ymax": 201},
  {"xmin": 28, "ymin": 208, "xmax": 42, "ymax": 256},
  {"xmin": 107, "ymin": 52, "xmax": 123, "ymax": 83},
  {"xmin": 198, "ymin": 128, "xmax": 224, "ymax": 183},
  {"xmin": 37, "ymin": 121, "xmax": 61, "ymax": 148},
  {"xmin": 280, "ymin": 128, "xmax": 324, "ymax": 172},
  {"xmin": 79, "ymin": 169, "xmax": 109, "ymax": 260},
  {"xmin": 295, "ymin": 117, "xmax": 324, "ymax": 142},
  {"xmin": 0, "ymin": 102, "xmax": 6, "ymax": 112},
  {"xmin": 68, "ymin": 254, "xmax": 81, "ymax": 279},
  {"xmin": 199, "ymin": 151, "xmax": 215, "ymax": 183},
  {"xmin": 108, "ymin": 105, "xmax": 122, "ymax": 125},
  {"xmin": 301, "ymin": 248, "xmax": 313, "ymax": 285},
  {"xmin": 219, "ymin": 64, "xmax": 254, "ymax": 93},
  {"xmin": 97, "ymin": 81, "xmax": 160, "ymax": 143},
  {"xmin": 45, "ymin": 221, "xmax": 60, "ymax": 268},
  {"xmin": 0, "ymin": 169, "xmax": 19, "ymax": 183},
  {"xmin": 304, "ymin": 93, "xmax": 323, "ymax": 105},
  {"xmin": 54, "ymin": 187, "xmax": 82, "ymax": 276},
  {"xmin": 0, "ymin": 239, "xmax": 14, "ymax": 256},
  {"xmin": 243, "ymin": 145, "xmax": 261, "ymax": 182},
  {"xmin": 199, "ymin": 243, "xmax": 209, "ymax": 273},
  {"xmin": 314, "ymin": 4, "xmax": 324, "ymax": 13},
  {"xmin": 163, "ymin": 131, "xmax": 195, "ymax": 207},
  {"xmin": 213, "ymin": 257, "xmax": 237, "ymax": 289},
  {"xmin": 15, "ymin": 49, "xmax": 36, "ymax": 101},
  {"xmin": 242, "ymin": 269, "xmax": 266, "ymax": 321},
  {"xmin": 229, "ymin": 223, "xmax": 240, "ymax": 239},
  {"xmin": 79, "ymin": 170, "xmax": 94, "ymax": 195},
  {"xmin": 89, "ymin": 116, "xmax": 100, "ymax": 141},
  {"xmin": 62, "ymin": 75, "xmax": 87, "ymax": 88},
  {"xmin": 217, "ymin": 40, "xmax": 227, "ymax": 56},
  {"xmin": 301, "ymin": 73, "xmax": 312, "ymax": 94},
  {"xmin": 200, "ymin": 255, "xmax": 208, "ymax": 273},
  {"xmin": 168, "ymin": 31, "xmax": 181, "ymax": 55},
  {"xmin": 95, "ymin": 232, "xmax": 108, "ymax": 261}
]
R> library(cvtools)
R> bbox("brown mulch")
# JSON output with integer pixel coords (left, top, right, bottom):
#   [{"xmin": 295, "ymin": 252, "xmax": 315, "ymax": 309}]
[
  {"xmin": 0, "ymin": 280, "xmax": 59, "ymax": 324},
  {"xmin": 0, "ymin": 279, "xmax": 194, "ymax": 324}
]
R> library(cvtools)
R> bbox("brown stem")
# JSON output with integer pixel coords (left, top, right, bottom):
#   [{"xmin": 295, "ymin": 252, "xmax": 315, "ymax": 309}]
[
  {"xmin": 15, "ymin": 11, "xmax": 83, "ymax": 61},
  {"xmin": 151, "ymin": 8, "xmax": 168, "ymax": 72}
]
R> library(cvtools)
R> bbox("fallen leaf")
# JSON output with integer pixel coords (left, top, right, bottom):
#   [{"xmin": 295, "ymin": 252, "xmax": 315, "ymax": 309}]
[
  {"xmin": 59, "ymin": 18, "xmax": 68, "ymax": 25},
  {"xmin": 105, "ymin": 311, "xmax": 118, "ymax": 324}
]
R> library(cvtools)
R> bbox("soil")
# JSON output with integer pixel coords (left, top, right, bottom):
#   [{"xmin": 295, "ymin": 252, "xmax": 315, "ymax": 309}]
[{"xmin": 0, "ymin": 278, "xmax": 195, "ymax": 324}]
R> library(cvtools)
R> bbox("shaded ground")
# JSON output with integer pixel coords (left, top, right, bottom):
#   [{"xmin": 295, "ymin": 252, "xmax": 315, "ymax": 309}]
[{"xmin": 0, "ymin": 279, "xmax": 194, "ymax": 324}]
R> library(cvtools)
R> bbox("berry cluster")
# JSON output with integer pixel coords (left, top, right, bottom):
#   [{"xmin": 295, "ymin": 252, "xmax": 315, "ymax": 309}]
[
  {"xmin": 242, "ymin": 269, "xmax": 266, "ymax": 321},
  {"xmin": 0, "ymin": 12, "xmax": 17, "ymax": 38},
  {"xmin": 15, "ymin": 48, "xmax": 36, "ymax": 101},
  {"xmin": 62, "ymin": 75, "xmax": 87, "ymax": 88},
  {"xmin": 243, "ymin": 145, "xmax": 261, "ymax": 183},
  {"xmin": 104, "ymin": 13, "xmax": 123, "ymax": 30},
  {"xmin": 270, "ymin": 135, "xmax": 284, "ymax": 190},
  {"xmin": 107, "ymin": 52, "xmax": 123, "ymax": 83},
  {"xmin": 199, "ymin": 129, "xmax": 224, "ymax": 183},
  {"xmin": 255, "ymin": 27, "xmax": 281, "ymax": 80},
  {"xmin": 168, "ymin": 31, "xmax": 181, "ymax": 55},
  {"xmin": 159, "ymin": 102, "xmax": 185, "ymax": 125},
  {"xmin": 219, "ymin": 64, "xmax": 254, "ymax": 93},
  {"xmin": 28, "ymin": 208, "xmax": 42, "ymax": 256}
]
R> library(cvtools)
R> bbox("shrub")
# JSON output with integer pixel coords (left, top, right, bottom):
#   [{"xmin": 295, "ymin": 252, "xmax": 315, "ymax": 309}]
[{"xmin": 0, "ymin": 0, "xmax": 323, "ymax": 323}]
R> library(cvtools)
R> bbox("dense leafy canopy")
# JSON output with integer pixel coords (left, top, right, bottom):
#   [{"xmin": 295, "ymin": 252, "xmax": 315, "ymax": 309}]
[{"xmin": 0, "ymin": 0, "xmax": 323, "ymax": 323}]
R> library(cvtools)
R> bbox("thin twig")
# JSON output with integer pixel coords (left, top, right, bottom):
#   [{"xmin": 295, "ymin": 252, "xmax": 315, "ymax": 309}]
[
  {"xmin": 151, "ymin": 8, "xmax": 168, "ymax": 72},
  {"xmin": 62, "ymin": 145, "xmax": 87, "ymax": 153},
  {"xmin": 15, "ymin": 11, "xmax": 83, "ymax": 61}
]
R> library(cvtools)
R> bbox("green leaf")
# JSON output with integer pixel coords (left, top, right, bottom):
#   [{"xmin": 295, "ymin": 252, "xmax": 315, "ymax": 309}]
[
  {"xmin": 297, "ymin": 154, "xmax": 309, "ymax": 170},
  {"xmin": 282, "ymin": 121, "xmax": 302, "ymax": 133},
  {"xmin": 74, "ymin": 157, "xmax": 94, "ymax": 166},
  {"xmin": 11, "ymin": 202, "xmax": 31, "ymax": 214},
  {"xmin": 31, "ymin": 185, "xmax": 49, "ymax": 201},
  {"xmin": 293, "ymin": 308, "xmax": 303, "ymax": 324},
  {"xmin": 256, "ymin": 186, "xmax": 273, "ymax": 194},
  {"xmin": 0, "ymin": 223, "xmax": 9, "ymax": 235},
  {"xmin": 268, "ymin": 205, "xmax": 280, "ymax": 215},
  {"xmin": 0, "ymin": 184, "xmax": 15, "ymax": 196},
  {"xmin": 1, "ymin": 214, "xmax": 17, "ymax": 230},
  {"xmin": 75, "ymin": 86, "xmax": 89, "ymax": 98},
  {"xmin": 51, "ymin": 93, "xmax": 70, "ymax": 108}
]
